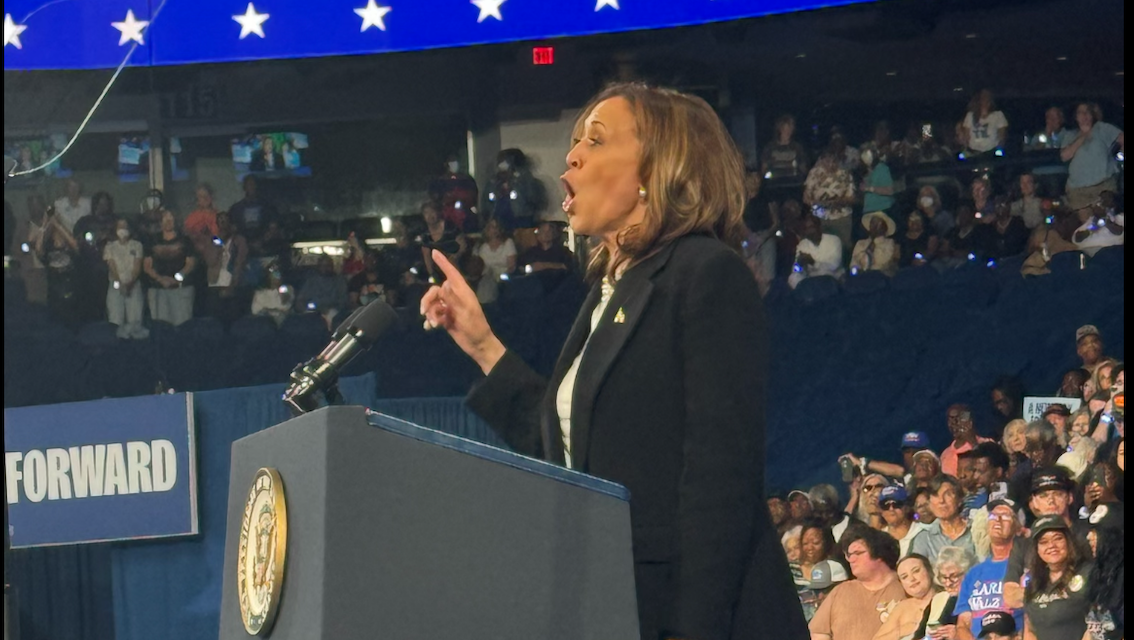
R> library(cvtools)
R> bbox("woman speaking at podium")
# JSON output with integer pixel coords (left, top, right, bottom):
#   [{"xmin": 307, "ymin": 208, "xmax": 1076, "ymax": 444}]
[{"xmin": 421, "ymin": 83, "xmax": 807, "ymax": 640}]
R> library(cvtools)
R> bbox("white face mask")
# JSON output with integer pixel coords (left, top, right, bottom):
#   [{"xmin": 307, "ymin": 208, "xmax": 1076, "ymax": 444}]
[
  {"xmin": 860, "ymin": 150, "xmax": 874, "ymax": 167},
  {"xmin": 919, "ymin": 197, "xmax": 935, "ymax": 209},
  {"xmin": 498, "ymin": 161, "xmax": 510, "ymax": 171},
  {"xmin": 447, "ymin": 161, "xmax": 460, "ymax": 173},
  {"xmin": 117, "ymin": 229, "xmax": 130, "ymax": 240}
]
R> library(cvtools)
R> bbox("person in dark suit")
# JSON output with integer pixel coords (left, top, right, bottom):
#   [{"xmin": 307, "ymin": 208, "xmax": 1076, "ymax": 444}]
[
  {"xmin": 249, "ymin": 135, "xmax": 285, "ymax": 173},
  {"xmin": 420, "ymin": 83, "xmax": 808, "ymax": 640}
]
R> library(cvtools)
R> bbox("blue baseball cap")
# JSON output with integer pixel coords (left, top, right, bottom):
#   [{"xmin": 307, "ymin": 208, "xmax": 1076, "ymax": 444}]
[
  {"xmin": 901, "ymin": 431, "xmax": 930, "ymax": 449},
  {"xmin": 879, "ymin": 485, "xmax": 908, "ymax": 505}
]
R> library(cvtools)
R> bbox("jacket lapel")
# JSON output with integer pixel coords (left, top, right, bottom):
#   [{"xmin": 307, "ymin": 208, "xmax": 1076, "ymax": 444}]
[
  {"xmin": 567, "ymin": 242, "xmax": 679, "ymax": 471},
  {"xmin": 540, "ymin": 283, "xmax": 602, "ymax": 465}
]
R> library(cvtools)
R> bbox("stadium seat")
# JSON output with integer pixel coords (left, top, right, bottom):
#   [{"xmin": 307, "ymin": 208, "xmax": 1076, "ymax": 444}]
[
  {"xmin": 793, "ymin": 275, "xmax": 841, "ymax": 303},
  {"xmin": 891, "ymin": 265, "xmax": 940, "ymax": 291},
  {"xmin": 842, "ymin": 270, "xmax": 889, "ymax": 296}
]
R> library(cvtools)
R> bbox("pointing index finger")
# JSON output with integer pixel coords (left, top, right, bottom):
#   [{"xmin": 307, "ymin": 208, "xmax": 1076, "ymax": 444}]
[{"xmin": 432, "ymin": 249, "xmax": 464, "ymax": 283}]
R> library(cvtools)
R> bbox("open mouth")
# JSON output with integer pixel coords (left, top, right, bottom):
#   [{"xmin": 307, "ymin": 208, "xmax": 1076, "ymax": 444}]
[{"xmin": 561, "ymin": 177, "xmax": 576, "ymax": 213}]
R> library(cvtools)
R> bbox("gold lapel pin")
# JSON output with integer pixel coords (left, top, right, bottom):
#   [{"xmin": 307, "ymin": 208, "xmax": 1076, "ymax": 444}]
[{"xmin": 613, "ymin": 307, "xmax": 626, "ymax": 324}]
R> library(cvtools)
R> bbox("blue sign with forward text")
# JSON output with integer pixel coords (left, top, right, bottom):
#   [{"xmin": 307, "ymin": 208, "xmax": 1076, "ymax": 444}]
[{"xmin": 4, "ymin": 393, "xmax": 199, "ymax": 547}]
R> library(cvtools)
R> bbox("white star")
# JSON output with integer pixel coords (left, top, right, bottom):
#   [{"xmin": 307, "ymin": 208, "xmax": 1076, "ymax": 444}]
[
  {"xmin": 111, "ymin": 9, "xmax": 150, "ymax": 46},
  {"xmin": 354, "ymin": 0, "xmax": 391, "ymax": 32},
  {"xmin": 471, "ymin": 0, "xmax": 505, "ymax": 23},
  {"xmin": 233, "ymin": 3, "xmax": 269, "ymax": 39},
  {"xmin": 595, "ymin": 0, "xmax": 619, "ymax": 10},
  {"xmin": 5, "ymin": 13, "xmax": 27, "ymax": 49}
]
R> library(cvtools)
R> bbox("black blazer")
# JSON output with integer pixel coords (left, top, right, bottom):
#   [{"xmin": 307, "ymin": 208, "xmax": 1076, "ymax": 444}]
[{"xmin": 467, "ymin": 234, "xmax": 809, "ymax": 640}]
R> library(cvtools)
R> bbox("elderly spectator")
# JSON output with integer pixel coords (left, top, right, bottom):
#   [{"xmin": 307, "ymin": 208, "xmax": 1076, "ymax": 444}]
[
  {"xmin": 35, "ymin": 202, "xmax": 82, "ymax": 327},
  {"xmin": 915, "ymin": 546, "xmax": 976, "ymax": 639},
  {"xmin": 804, "ymin": 151, "xmax": 857, "ymax": 251},
  {"xmin": 783, "ymin": 525, "xmax": 803, "ymax": 565},
  {"xmin": 860, "ymin": 148, "xmax": 896, "ymax": 218},
  {"xmin": 297, "ymin": 255, "xmax": 348, "ymax": 327},
  {"xmin": 809, "ymin": 527, "xmax": 906, "ymax": 640},
  {"xmin": 848, "ymin": 474, "xmax": 890, "ymax": 530},
  {"xmin": 1041, "ymin": 404, "xmax": 1072, "ymax": 448},
  {"xmin": 977, "ymin": 197, "xmax": 1030, "ymax": 261},
  {"xmin": 879, "ymin": 486, "xmax": 927, "ymax": 557},
  {"xmin": 475, "ymin": 217, "xmax": 517, "ymax": 304},
  {"xmin": 1010, "ymin": 174, "xmax": 1045, "ymax": 230},
  {"xmin": 911, "ymin": 450, "xmax": 944, "ymax": 492},
  {"xmin": 202, "ymin": 211, "xmax": 250, "ymax": 326},
  {"xmin": 899, "ymin": 211, "xmax": 939, "ymax": 268},
  {"xmin": 942, "ymin": 404, "xmax": 996, "ymax": 477},
  {"xmin": 1075, "ymin": 325, "xmax": 1107, "ymax": 373},
  {"xmin": 872, "ymin": 554, "xmax": 939, "ymax": 640},
  {"xmin": 1022, "ymin": 516, "xmax": 1094, "ymax": 640},
  {"xmin": 962, "ymin": 90, "xmax": 1008, "ymax": 156},
  {"xmin": 954, "ymin": 500, "xmax": 1026, "ymax": 640},
  {"xmin": 14, "ymin": 194, "xmax": 51, "ymax": 304},
  {"xmin": 789, "ymin": 214, "xmax": 844, "ymax": 289},
  {"xmin": 183, "ymin": 183, "xmax": 220, "ymax": 246},
  {"xmin": 52, "ymin": 178, "xmax": 91, "ymax": 233},
  {"xmin": 1001, "ymin": 419, "xmax": 1028, "ymax": 480},
  {"xmin": 103, "ymin": 218, "xmax": 149, "ymax": 340},
  {"xmin": 761, "ymin": 113, "xmax": 809, "ymax": 179},
  {"xmin": 941, "ymin": 202, "xmax": 983, "ymax": 266},
  {"xmin": 1060, "ymin": 102, "xmax": 1124, "ymax": 214},
  {"xmin": 251, "ymin": 263, "xmax": 293, "ymax": 326},
  {"xmin": 144, "ymin": 210, "xmax": 196, "ymax": 326},
  {"xmin": 1022, "ymin": 423, "xmax": 1067, "ymax": 489},
  {"xmin": 850, "ymin": 212, "xmax": 899, "ymax": 277},
  {"xmin": 1071, "ymin": 190, "xmax": 1124, "ymax": 257},
  {"xmin": 348, "ymin": 250, "xmax": 385, "ymax": 309},
  {"xmin": 970, "ymin": 178, "xmax": 995, "ymax": 223},
  {"xmin": 910, "ymin": 475, "xmax": 980, "ymax": 564}
]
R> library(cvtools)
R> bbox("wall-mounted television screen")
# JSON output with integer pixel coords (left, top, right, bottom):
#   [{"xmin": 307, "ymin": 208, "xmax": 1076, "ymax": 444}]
[
  {"xmin": 117, "ymin": 136, "xmax": 151, "ymax": 182},
  {"xmin": 231, "ymin": 132, "xmax": 310, "ymax": 179}
]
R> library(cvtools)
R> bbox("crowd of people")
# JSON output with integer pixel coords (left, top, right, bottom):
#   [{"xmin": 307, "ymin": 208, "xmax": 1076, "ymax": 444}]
[
  {"xmin": 770, "ymin": 326, "xmax": 1124, "ymax": 640},
  {"xmin": 742, "ymin": 93, "xmax": 1124, "ymax": 294},
  {"xmin": 5, "ymin": 147, "xmax": 574, "ymax": 334}
]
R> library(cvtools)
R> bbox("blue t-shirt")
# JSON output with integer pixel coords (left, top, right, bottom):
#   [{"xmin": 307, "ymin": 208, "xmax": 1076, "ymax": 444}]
[
  {"xmin": 1062, "ymin": 121, "xmax": 1122, "ymax": 188},
  {"xmin": 953, "ymin": 557, "xmax": 1024, "ymax": 636},
  {"xmin": 863, "ymin": 163, "xmax": 895, "ymax": 213}
]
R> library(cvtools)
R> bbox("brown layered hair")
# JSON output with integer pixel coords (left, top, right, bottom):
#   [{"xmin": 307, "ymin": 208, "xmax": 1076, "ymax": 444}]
[{"xmin": 572, "ymin": 83, "xmax": 747, "ymax": 281}]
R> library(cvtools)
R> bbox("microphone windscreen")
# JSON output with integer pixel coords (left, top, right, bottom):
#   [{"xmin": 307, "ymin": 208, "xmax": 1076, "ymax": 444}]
[{"xmin": 351, "ymin": 301, "xmax": 397, "ymax": 344}]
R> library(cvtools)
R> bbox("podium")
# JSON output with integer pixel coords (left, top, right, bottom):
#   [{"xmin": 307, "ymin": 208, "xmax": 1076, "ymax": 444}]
[{"xmin": 218, "ymin": 406, "xmax": 639, "ymax": 639}]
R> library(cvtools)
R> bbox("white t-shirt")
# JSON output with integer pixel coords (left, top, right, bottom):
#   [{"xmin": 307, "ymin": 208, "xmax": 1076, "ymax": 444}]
[
  {"xmin": 964, "ymin": 111, "xmax": 1009, "ymax": 153},
  {"xmin": 52, "ymin": 196, "xmax": 91, "ymax": 233},
  {"xmin": 476, "ymin": 239, "xmax": 516, "ymax": 278},
  {"xmin": 103, "ymin": 239, "xmax": 144, "ymax": 284},
  {"xmin": 1074, "ymin": 213, "xmax": 1124, "ymax": 257}
]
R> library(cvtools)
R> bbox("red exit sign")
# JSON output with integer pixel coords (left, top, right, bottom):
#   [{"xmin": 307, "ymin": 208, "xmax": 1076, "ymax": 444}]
[{"xmin": 532, "ymin": 46, "xmax": 555, "ymax": 65}]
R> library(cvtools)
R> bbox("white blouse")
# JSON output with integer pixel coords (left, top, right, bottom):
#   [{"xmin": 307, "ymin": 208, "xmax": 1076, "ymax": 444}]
[{"xmin": 554, "ymin": 276, "xmax": 617, "ymax": 468}]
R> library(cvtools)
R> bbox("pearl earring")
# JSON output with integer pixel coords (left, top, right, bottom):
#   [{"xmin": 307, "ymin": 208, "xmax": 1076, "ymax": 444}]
[{"xmin": 638, "ymin": 186, "xmax": 647, "ymax": 199}]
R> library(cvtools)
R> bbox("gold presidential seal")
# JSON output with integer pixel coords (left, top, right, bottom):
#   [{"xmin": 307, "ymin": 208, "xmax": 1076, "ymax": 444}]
[{"xmin": 238, "ymin": 467, "xmax": 288, "ymax": 636}]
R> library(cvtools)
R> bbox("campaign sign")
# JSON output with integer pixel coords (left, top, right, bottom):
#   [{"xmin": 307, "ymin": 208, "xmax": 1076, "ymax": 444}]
[
  {"xmin": 4, "ymin": 393, "xmax": 198, "ymax": 547},
  {"xmin": 1022, "ymin": 396, "xmax": 1082, "ymax": 424}
]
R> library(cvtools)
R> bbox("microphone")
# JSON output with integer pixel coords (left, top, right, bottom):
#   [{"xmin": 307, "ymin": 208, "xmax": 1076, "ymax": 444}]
[{"xmin": 283, "ymin": 300, "xmax": 397, "ymax": 415}]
